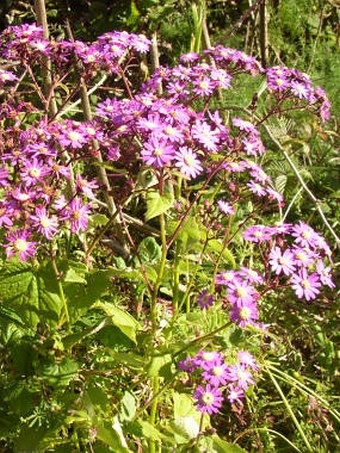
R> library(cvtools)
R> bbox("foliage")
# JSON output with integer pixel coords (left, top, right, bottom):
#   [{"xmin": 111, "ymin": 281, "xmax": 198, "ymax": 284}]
[{"xmin": 0, "ymin": 2, "xmax": 338, "ymax": 453}]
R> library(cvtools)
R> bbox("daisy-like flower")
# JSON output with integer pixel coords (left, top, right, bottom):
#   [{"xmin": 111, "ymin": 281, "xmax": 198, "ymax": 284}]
[
  {"xmin": 269, "ymin": 246, "xmax": 296, "ymax": 276},
  {"xmin": 31, "ymin": 206, "xmax": 59, "ymax": 239},
  {"xmin": 217, "ymin": 200, "xmax": 235, "ymax": 215},
  {"xmin": 141, "ymin": 134, "xmax": 175, "ymax": 167},
  {"xmin": 178, "ymin": 355, "xmax": 198, "ymax": 373},
  {"xmin": 202, "ymin": 363, "xmax": 229, "ymax": 387},
  {"xmin": 227, "ymin": 281, "xmax": 257, "ymax": 306},
  {"xmin": 174, "ymin": 146, "xmax": 203, "ymax": 179},
  {"xmin": 226, "ymin": 363, "xmax": 255, "ymax": 390},
  {"xmin": 291, "ymin": 269, "xmax": 321, "ymax": 301},
  {"xmin": 193, "ymin": 76, "xmax": 215, "ymax": 96},
  {"xmin": 232, "ymin": 117, "xmax": 259, "ymax": 135},
  {"xmin": 230, "ymin": 299, "xmax": 259, "ymax": 328},
  {"xmin": 193, "ymin": 351, "xmax": 223, "ymax": 370},
  {"xmin": 197, "ymin": 290, "xmax": 214, "ymax": 310},
  {"xmin": 239, "ymin": 267, "xmax": 264, "ymax": 284},
  {"xmin": 243, "ymin": 225, "xmax": 273, "ymax": 243},
  {"xmin": 215, "ymin": 270, "xmax": 239, "ymax": 287},
  {"xmin": 4, "ymin": 231, "xmax": 37, "ymax": 261},
  {"xmin": 193, "ymin": 384, "xmax": 224, "ymax": 415},
  {"xmin": 76, "ymin": 175, "xmax": 98, "ymax": 199},
  {"xmin": 247, "ymin": 180, "xmax": 267, "ymax": 197},
  {"xmin": 237, "ymin": 351, "xmax": 258, "ymax": 371},
  {"xmin": 65, "ymin": 197, "xmax": 91, "ymax": 234},
  {"xmin": 291, "ymin": 222, "xmax": 319, "ymax": 248},
  {"xmin": 20, "ymin": 158, "xmax": 50, "ymax": 186},
  {"xmin": 227, "ymin": 385, "xmax": 245, "ymax": 405},
  {"xmin": 316, "ymin": 261, "xmax": 335, "ymax": 289},
  {"xmin": 191, "ymin": 120, "xmax": 219, "ymax": 152}
]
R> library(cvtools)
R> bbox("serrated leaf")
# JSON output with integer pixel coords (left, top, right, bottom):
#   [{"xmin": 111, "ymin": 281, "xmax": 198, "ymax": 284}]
[
  {"xmin": 0, "ymin": 260, "xmax": 63, "ymax": 328},
  {"xmin": 95, "ymin": 301, "xmax": 139, "ymax": 343},
  {"xmin": 275, "ymin": 174, "xmax": 287, "ymax": 194},
  {"xmin": 137, "ymin": 236, "xmax": 161, "ymax": 264},
  {"xmin": 41, "ymin": 357, "xmax": 78, "ymax": 388},
  {"xmin": 145, "ymin": 184, "xmax": 174, "ymax": 221}
]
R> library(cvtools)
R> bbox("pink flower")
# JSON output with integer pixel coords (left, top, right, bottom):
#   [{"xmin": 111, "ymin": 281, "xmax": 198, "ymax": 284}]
[
  {"xmin": 193, "ymin": 384, "xmax": 224, "ymax": 415},
  {"xmin": 4, "ymin": 231, "xmax": 37, "ymax": 261},
  {"xmin": 174, "ymin": 146, "xmax": 203, "ymax": 179},
  {"xmin": 269, "ymin": 246, "xmax": 296, "ymax": 276},
  {"xmin": 291, "ymin": 269, "xmax": 321, "ymax": 301},
  {"xmin": 141, "ymin": 134, "xmax": 175, "ymax": 167},
  {"xmin": 31, "ymin": 207, "xmax": 59, "ymax": 239}
]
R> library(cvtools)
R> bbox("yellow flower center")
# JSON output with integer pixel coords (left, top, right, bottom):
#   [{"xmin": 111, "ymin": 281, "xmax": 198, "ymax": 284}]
[
  {"xmin": 239, "ymin": 307, "xmax": 251, "ymax": 320},
  {"xmin": 68, "ymin": 131, "xmax": 82, "ymax": 142},
  {"xmin": 14, "ymin": 239, "xmax": 28, "ymax": 253},
  {"xmin": 201, "ymin": 392, "xmax": 215, "ymax": 405},
  {"xmin": 29, "ymin": 167, "xmax": 41, "ymax": 178}
]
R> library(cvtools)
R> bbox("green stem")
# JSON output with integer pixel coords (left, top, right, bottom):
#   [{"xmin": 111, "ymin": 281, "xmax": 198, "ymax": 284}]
[
  {"xmin": 151, "ymin": 212, "xmax": 167, "ymax": 336},
  {"xmin": 51, "ymin": 257, "xmax": 70, "ymax": 329},
  {"xmin": 265, "ymin": 366, "xmax": 313, "ymax": 452},
  {"xmin": 148, "ymin": 212, "xmax": 167, "ymax": 453}
]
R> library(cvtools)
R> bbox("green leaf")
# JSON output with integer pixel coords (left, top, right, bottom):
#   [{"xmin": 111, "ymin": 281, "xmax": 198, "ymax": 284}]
[
  {"xmin": 96, "ymin": 416, "xmax": 130, "ymax": 452},
  {"xmin": 136, "ymin": 236, "xmax": 161, "ymax": 264},
  {"xmin": 207, "ymin": 239, "xmax": 236, "ymax": 268},
  {"xmin": 0, "ymin": 260, "xmax": 63, "ymax": 328},
  {"xmin": 95, "ymin": 301, "xmax": 139, "ymax": 343},
  {"xmin": 64, "ymin": 269, "xmax": 116, "ymax": 324},
  {"xmin": 119, "ymin": 391, "xmax": 136, "ymax": 423},
  {"xmin": 145, "ymin": 184, "xmax": 174, "ymax": 221},
  {"xmin": 136, "ymin": 420, "xmax": 162, "ymax": 442},
  {"xmin": 147, "ymin": 353, "xmax": 172, "ymax": 377},
  {"xmin": 41, "ymin": 357, "xmax": 79, "ymax": 388},
  {"xmin": 212, "ymin": 435, "xmax": 247, "ymax": 452}
]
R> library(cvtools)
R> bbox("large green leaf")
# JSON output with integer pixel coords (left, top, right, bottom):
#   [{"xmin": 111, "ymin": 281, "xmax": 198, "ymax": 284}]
[
  {"xmin": 0, "ymin": 260, "xmax": 63, "ymax": 328},
  {"xmin": 95, "ymin": 301, "xmax": 140, "ymax": 343},
  {"xmin": 145, "ymin": 184, "xmax": 174, "ymax": 221}
]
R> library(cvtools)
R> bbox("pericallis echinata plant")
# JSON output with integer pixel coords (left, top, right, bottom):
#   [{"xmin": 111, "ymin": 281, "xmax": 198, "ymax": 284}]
[{"xmin": 0, "ymin": 23, "xmax": 337, "ymax": 452}]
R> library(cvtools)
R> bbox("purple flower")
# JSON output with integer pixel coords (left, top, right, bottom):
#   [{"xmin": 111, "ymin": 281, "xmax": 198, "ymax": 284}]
[
  {"xmin": 4, "ymin": 231, "xmax": 37, "ymax": 261},
  {"xmin": 232, "ymin": 117, "xmax": 259, "ymax": 135},
  {"xmin": 225, "ymin": 363, "xmax": 255, "ymax": 390},
  {"xmin": 269, "ymin": 246, "xmax": 296, "ymax": 276},
  {"xmin": 174, "ymin": 146, "xmax": 203, "ymax": 179},
  {"xmin": 230, "ymin": 299, "xmax": 259, "ymax": 328},
  {"xmin": 193, "ymin": 351, "xmax": 223, "ymax": 370},
  {"xmin": 31, "ymin": 206, "xmax": 59, "ymax": 239},
  {"xmin": 215, "ymin": 270, "xmax": 239, "ymax": 287},
  {"xmin": 227, "ymin": 281, "xmax": 257, "ymax": 306},
  {"xmin": 178, "ymin": 356, "xmax": 198, "ymax": 373},
  {"xmin": 191, "ymin": 120, "xmax": 219, "ymax": 152},
  {"xmin": 201, "ymin": 363, "xmax": 229, "ymax": 387},
  {"xmin": 316, "ymin": 261, "xmax": 335, "ymax": 289},
  {"xmin": 243, "ymin": 225, "xmax": 273, "ymax": 243},
  {"xmin": 141, "ymin": 134, "xmax": 175, "ymax": 167},
  {"xmin": 197, "ymin": 290, "xmax": 214, "ymax": 310},
  {"xmin": 237, "ymin": 351, "xmax": 258, "ymax": 371},
  {"xmin": 239, "ymin": 267, "xmax": 264, "ymax": 284},
  {"xmin": 217, "ymin": 200, "xmax": 235, "ymax": 215},
  {"xmin": 291, "ymin": 269, "xmax": 321, "ymax": 301},
  {"xmin": 227, "ymin": 385, "xmax": 245, "ymax": 405},
  {"xmin": 292, "ymin": 222, "xmax": 319, "ymax": 248},
  {"xmin": 65, "ymin": 198, "xmax": 91, "ymax": 234},
  {"xmin": 193, "ymin": 384, "xmax": 224, "ymax": 415}
]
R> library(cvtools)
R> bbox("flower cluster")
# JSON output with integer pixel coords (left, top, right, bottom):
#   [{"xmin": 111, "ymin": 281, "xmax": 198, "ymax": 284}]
[
  {"xmin": 243, "ymin": 222, "xmax": 334, "ymax": 301},
  {"xmin": 0, "ymin": 23, "xmax": 150, "ymax": 75},
  {"xmin": 214, "ymin": 267, "xmax": 264, "ymax": 329},
  {"xmin": 266, "ymin": 66, "xmax": 331, "ymax": 122},
  {"xmin": 178, "ymin": 350, "xmax": 258, "ymax": 415}
]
